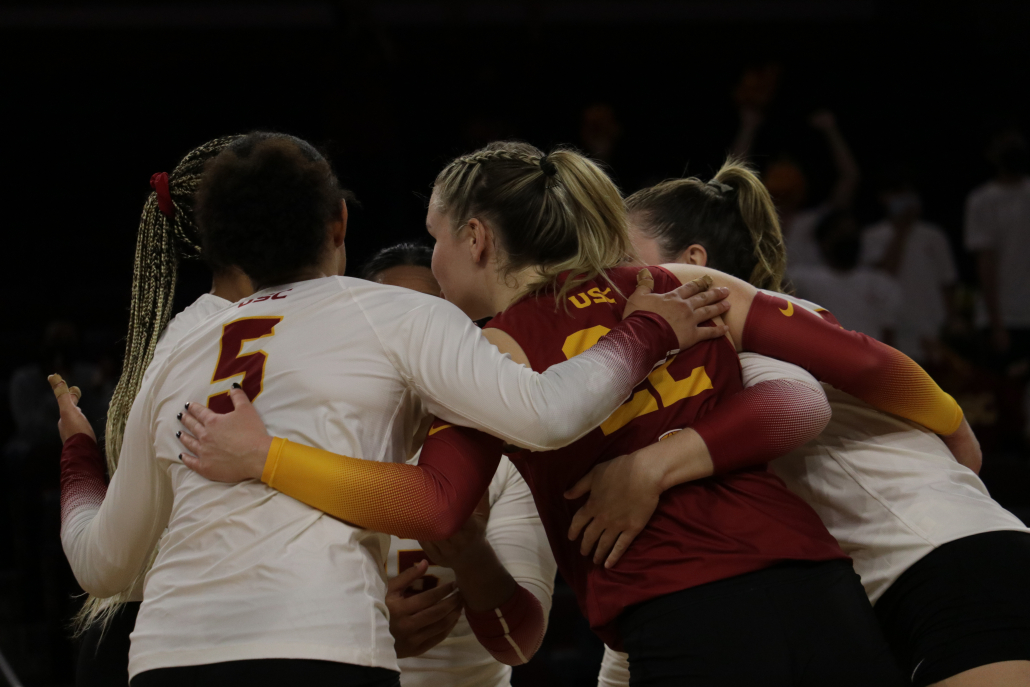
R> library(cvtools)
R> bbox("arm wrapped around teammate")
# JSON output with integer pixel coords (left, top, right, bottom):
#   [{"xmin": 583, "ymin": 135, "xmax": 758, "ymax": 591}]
[
  {"xmin": 742, "ymin": 291, "xmax": 963, "ymax": 436},
  {"xmin": 463, "ymin": 583, "xmax": 546, "ymax": 666},
  {"xmin": 693, "ymin": 377, "xmax": 831, "ymax": 474},
  {"xmin": 258, "ymin": 422, "xmax": 503, "ymax": 540}
]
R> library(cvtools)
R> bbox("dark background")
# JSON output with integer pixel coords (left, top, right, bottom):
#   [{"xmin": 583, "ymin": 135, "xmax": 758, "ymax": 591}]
[{"xmin": 2, "ymin": 1, "xmax": 1029, "ymax": 685}]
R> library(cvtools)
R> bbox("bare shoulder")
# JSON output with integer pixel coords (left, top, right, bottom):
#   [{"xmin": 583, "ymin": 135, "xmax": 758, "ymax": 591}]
[
  {"xmin": 657, "ymin": 263, "xmax": 757, "ymax": 298},
  {"xmin": 483, "ymin": 327, "xmax": 532, "ymax": 367}
]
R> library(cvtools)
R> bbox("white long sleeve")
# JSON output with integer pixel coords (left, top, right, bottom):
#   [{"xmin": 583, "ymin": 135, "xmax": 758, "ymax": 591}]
[
  {"xmin": 355, "ymin": 284, "xmax": 674, "ymax": 451},
  {"xmin": 61, "ymin": 388, "xmax": 171, "ymax": 598}
]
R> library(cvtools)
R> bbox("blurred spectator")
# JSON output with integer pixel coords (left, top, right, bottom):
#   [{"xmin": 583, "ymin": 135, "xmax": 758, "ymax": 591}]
[
  {"xmin": 7, "ymin": 321, "xmax": 110, "ymax": 455},
  {"xmin": 733, "ymin": 91, "xmax": 860, "ymax": 273},
  {"xmin": 861, "ymin": 170, "xmax": 958, "ymax": 363},
  {"xmin": 791, "ymin": 211, "xmax": 902, "ymax": 344},
  {"xmin": 964, "ymin": 127, "xmax": 1030, "ymax": 367}
]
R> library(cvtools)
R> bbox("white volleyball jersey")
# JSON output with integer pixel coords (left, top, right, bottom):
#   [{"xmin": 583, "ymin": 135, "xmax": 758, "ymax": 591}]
[
  {"xmin": 762, "ymin": 292, "xmax": 1029, "ymax": 603},
  {"xmin": 388, "ymin": 457, "xmax": 556, "ymax": 687},
  {"xmin": 60, "ymin": 276, "xmax": 657, "ymax": 678},
  {"xmin": 598, "ymin": 302, "xmax": 1030, "ymax": 686},
  {"xmin": 122, "ymin": 293, "xmax": 231, "ymax": 604}
]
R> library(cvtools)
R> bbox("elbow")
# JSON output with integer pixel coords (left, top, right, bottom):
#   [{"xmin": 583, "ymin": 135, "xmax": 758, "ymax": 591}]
[
  {"xmin": 528, "ymin": 416, "xmax": 580, "ymax": 452},
  {"xmin": 790, "ymin": 382, "xmax": 832, "ymax": 447}
]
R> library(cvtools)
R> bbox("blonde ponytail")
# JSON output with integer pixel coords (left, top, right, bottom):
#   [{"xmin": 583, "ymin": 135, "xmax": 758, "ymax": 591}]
[
  {"xmin": 626, "ymin": 156, "xmax": 787, "ymax": 292},
  {"xmin": 712, "ymin": 157, "xmax": 786, "ymax": 292},
  {"xmin": 433, "ymin": 142, "xmax": 630, "ymax": 306}
]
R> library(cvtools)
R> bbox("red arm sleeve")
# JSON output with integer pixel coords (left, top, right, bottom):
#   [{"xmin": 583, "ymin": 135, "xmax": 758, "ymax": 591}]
[
  {"xmin": 692, "ymin": 379, "xmax": 832, "ymax": 474},
  {"xmin": 464, "ymin": 583, "xmax": 546, "ymax": 666},
  {"xmin": 742, "ymin": 292, "xmax": 964, "ymax": 435},
  {"xmin": 60, "ymin": 433, "xmax": 108, "ymax": 529},
  {"xmin": 261, "ymin": 422, "xmax": 503, "ymax": 541}
]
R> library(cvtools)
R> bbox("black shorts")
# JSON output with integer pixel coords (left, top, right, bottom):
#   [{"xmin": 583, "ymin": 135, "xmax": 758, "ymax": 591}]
[
  {"xmin": 874, "ymin": 530, "xmax": 1030, "ymax": 687},
  {"xmin": 131, "ymin": 659, "xmax": 399, "ymax": 687},
  {"xmin": 77, "ymin": 601, "xmax": 140, "ymax": 687},
  {"xmin": 618, "ymin": 559, "xmax": 905, "ymax": 687}
]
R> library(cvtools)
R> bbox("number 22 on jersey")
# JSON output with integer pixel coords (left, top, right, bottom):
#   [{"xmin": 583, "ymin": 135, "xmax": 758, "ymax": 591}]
[
  {"xmin": 563, "ymin": 325, "xmax": 713, "ymax": 435},
  {"xmin": 208, "ymin": 317, "xmax": 283, "ymax": 414}
]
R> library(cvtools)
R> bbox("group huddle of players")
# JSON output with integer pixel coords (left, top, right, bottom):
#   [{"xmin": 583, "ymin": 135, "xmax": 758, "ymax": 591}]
[{"xmin": 51, "ymin": 132, "xmax": 1030, "ymax": 687}]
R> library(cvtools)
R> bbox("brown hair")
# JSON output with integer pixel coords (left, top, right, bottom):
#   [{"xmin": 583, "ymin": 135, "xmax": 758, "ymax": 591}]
[
  {"xmin": 625, "ymin": 157, "xmax": 786, "ymax": 292},
  {"xmin": 432, "ymin": 141, "xmax": 631, "ymax": 304}
]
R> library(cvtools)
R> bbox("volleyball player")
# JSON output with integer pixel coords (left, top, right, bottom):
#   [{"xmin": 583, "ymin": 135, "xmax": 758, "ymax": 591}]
[
  {"xmin": 589, "ymin": 159, "xmax": 1030, "ymax": 687},
  {"xmin": 57, "ymin": 132, "xmax": 728, "ymax": 686},
  {"xmin": 178, "ymin": 142, "xmax": 944, "ymax": 685},
  {"xmin": 362, "ymin": 243, "xmax": 557, "ymax": 686},
  {"xmin": 53, "ymin": 135, "xmax": 253, "ymax": 687}
]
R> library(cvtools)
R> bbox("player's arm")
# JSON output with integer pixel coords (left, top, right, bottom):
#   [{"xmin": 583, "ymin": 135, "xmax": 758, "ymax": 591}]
[
  {"xmin": 657, "ymin": 263, "xmax": 964, "ymax": 437},
  {"xmin": 564, "ymin": 359, "xmax": 831, "ymax": 568},
  {"xmin": 455, "ymin": 465, "xmax": 553, "ymax": 665},
  {"xmin": 52, "ymin": 376, "xmax": 172, "ymax": 598},
  {"xmin": 179, "ymin": 388, "xmax": 502, "ymax": 541},
  {"xmin": 381, "ymin": 271, "xmax": 728, "ymax": 452}
]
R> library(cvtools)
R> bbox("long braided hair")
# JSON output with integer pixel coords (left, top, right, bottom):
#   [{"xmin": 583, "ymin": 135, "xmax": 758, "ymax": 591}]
[
  {"xmin": 104, "ymin": 135, "xmax": 242, "ymax": 474},
  {"xmin": 432, "ymin": 141, "xmax": 631, "ymax": 307},
  {"xmin": 76, "ymin": 135, "xmax": 241, "ymax": 635}
]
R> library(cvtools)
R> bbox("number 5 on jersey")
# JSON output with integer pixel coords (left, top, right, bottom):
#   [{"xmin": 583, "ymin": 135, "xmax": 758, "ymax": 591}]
[{"xmin": 208, "ymin": 317, "xmax": 282, "ymax": 414}]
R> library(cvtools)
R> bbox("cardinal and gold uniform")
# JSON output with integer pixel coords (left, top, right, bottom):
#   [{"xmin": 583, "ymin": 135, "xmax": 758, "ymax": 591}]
[
  {"xmin": 485, "ymin": 266, "xmax": 846, "ymax": 645},
  {"xmin": 59, "ymin": 275, "xmax": 679, "ymax": 680}
]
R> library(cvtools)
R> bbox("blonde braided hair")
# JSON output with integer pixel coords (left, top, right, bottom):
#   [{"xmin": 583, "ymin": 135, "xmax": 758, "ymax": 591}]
[
  {"xmin": 433, "ymin": 141, "xmax": 630, "ymax": 306},
  {"xmin": 75, "ymin": 135, "xmax": 241, "ymax": 637},
  {"xmin": 104, "ymin": 135, "xmax": 241, "ymax": 473}
]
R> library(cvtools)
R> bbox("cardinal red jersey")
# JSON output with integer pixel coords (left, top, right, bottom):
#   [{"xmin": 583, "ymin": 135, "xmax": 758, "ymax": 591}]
[{"xmin": 487, "ymin": 266, "xmax": 846, "ymax": 646}]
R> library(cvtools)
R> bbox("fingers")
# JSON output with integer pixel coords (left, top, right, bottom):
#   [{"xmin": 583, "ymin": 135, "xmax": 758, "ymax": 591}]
[
  {"xmin": 567, "ymin": 504, "xmax": 593, "ymax": 541},
  {"xmin": 593, "ymin": 528, "xmax": 620, "ymax": 566},
  {"xmin": 409, "ymin": 587, "xmax": 462, "ymax": 625},
  {"xmin": 178, "ymin": 431, "xmax": 201, "ymax": 455},
  {"xmin": 563, "ymin": 471, "xmax": 592, "ymax": 501},
  {"xmin": 228, "ymin": 386, "xmax": 252, "ymax": 410},
  {"xmin": 388, "ymin": 560, "xmax": 429, "ymax": 595},
  {"xmin": 631, "ymin": 268, "xmax": 655, "ymax": 297},
  {"xmin": 686, "ymin": 274, "xmax": 713, "ymax": 294},
  {"xmin": 178, "ymin": 411, "xmax": 203, "ymax": 436},
  {"xmin": 682, "ymin": 285, "xmax": 729, "ymax": 310},
  {"xmin": 179, "ymin": 451, "xmax": 201, "ymax": 470},
  {"xmin": 604, "ymin": 530, "xmax": 640, "ymax": 569},
  {"xmin": 691, "ymin": 323, "xmax": 731, "ymax": 341},
  {"xmin": 399, "ymin": 581, "xmax": 457, "ymax": 615},
  {"xmin": 185, "ymin": 399, "xmax": 218, "ymax": 426},
  {"xmin": 48, "ymin": 374, "xmax": 80, "ymax": 410},
  {"xmin": 409, "ymin": 606, "xmax": 463, "ymax": 651},
  {"xmin": 691, "ymin": 299, "xmax": 731, "ymax": 322},
  {"xmin": 579, "ymin": 518, "xmax": 605, "ymax": 557}
]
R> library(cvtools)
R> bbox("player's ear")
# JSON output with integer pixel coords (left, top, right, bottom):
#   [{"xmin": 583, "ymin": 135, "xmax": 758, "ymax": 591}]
[
  {"xmin": 678, "ymin": 244, "xmax": 708, "ymax": 267},
  {"xmin": 466, "ymin": 218, "xmax": 488, "ymax": 264}
]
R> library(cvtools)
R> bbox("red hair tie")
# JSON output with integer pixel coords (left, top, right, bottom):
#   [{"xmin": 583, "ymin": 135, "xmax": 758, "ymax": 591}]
[{"xmin": 150, "ymin": 172, "xmax": 175, "ymax": 218}]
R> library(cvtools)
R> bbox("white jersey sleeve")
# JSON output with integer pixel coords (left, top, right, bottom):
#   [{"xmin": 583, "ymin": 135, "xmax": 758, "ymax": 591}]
[
  {"xmin": 598, "ymin": 645, "xmax": 631, "ymax": 687},
  {"xmin": 484, "ymin": 459, "xmax": 556, "ymax": 621},
  {"xmin": 392, "ymin": 457, "xmax": 555, "ymax": 687},
  {"xmin": 61, "ymin": 383, "xmax": 171, "ymax": 598},
  {"xmin": 354, "ymin": 284, "xmax": 671, "ymax": 451}
]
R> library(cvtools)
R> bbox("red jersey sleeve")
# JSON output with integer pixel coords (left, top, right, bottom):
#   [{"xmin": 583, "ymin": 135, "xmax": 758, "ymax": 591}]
[
  {"xmin": 742, "ymin": 292, "xmax": 963, "ymax": 435},
  {"xmin": 261, "ymin": 421, "xmax": 502, "ymax": 540}
]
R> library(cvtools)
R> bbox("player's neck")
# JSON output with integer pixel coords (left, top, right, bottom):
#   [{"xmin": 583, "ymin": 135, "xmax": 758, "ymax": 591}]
[
  {"xmin": 488, "ymin": 265, "xmax": 543, "ymax": 315},
  {"xmin": 210, "ymin": 267, "xmax": 255, "ymax": 303}
]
